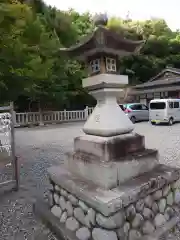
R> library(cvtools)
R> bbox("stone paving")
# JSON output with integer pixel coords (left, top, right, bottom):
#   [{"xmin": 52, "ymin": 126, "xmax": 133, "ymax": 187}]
[{"xmin": 1, "ymin": 122, "xmax": 180, "ymax": 239}]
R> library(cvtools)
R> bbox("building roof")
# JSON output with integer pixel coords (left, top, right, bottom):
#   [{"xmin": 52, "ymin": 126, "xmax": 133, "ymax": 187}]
[
  {"xmin": 148, "ymin": 67, "xmax": 180, "ymax": 82},
  {"xmin": 133, "ymin": 67, "xmax": 180, "ymax": 89},
  {"xmin": 59, "ymin": 26, "xmax": 145, "ymax": 60}
]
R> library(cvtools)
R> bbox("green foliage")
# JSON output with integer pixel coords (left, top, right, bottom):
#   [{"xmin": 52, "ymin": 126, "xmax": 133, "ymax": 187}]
[
  {"xmin": 107, "ymin": 16, "xmax": 180, "ymax": 84},
  {"xmin": 1, "ymin": 0, "xmax": 180, "ymax": 110}
]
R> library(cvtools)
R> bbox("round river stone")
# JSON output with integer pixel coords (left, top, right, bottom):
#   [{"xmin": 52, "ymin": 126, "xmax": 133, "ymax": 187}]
[
  {"xmin": 76, "ymin": 227, "xmax": 91, "ymax": 240},
  {"xmin": 92, "ymin": 228, "xmax": 118, "ymax": 240},
  {"xmin": 96, "ymin": 211, "xmax": 125, "ymax": 229},
  {"xmin": 154, "ymin": 214, "xmax": 166, "ymax": 227},
  {"xmin": 51, "ymin": 205, "xmax": 62, "ymax": 218},
  {"xmin": 66, "ymin": 217, "xmax": 79, "ymax": 231}
]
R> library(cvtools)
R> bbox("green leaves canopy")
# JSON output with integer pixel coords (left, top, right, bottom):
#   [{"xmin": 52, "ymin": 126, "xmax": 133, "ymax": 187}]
[{"xmin": 1, "ymin": 0, "xmax": 180, "ymax": 110}]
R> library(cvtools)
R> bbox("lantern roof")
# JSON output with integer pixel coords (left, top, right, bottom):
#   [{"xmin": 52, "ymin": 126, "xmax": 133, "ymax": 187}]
[{"xmin": 59, "ymin": 26, "xmax": 145, "ymax": 61}]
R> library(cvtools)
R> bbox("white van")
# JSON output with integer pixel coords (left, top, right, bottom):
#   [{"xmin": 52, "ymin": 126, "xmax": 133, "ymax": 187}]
[{"xmin": 149, "ymin": 98, "xmax": 180, "ymax": 125}]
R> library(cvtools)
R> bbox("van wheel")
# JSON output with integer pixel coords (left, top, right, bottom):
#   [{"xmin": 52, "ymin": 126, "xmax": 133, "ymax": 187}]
[
  {"xmin": 168, "ymin": 118, "xmax": 173, "ymax": 126},
  {"xmin": 151, "ymin": 121, "xmax": 156, "ymax": 125},
  {"xmin": 130, "ymin": 116, "xmax": 136, "ymax": 124}
]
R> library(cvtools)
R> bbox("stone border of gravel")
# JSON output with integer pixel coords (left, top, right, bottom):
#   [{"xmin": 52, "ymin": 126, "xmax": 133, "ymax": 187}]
[
  {"xmin": 141, "ymin": 215, "xmax": 180, "ymax": 240},
  {"xmin": 34, "ymin": 198, "xmax": 78, "ymax": 240},
  {"xmin": 34, "ymin": 198, "xmax": 180, "ymax": 240}
]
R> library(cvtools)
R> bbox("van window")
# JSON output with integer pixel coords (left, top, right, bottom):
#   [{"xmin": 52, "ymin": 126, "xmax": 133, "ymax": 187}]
[
  {"xmin": 174, "ymin": 102, "xmax": 179, "ymax": 108},
  {"xmin": 150, "ymin": 102, "xmax": 166, "ymax": 109},
  {"xmin": 169, "ymin": 102, "xmax": 173, "ymax": 108}
]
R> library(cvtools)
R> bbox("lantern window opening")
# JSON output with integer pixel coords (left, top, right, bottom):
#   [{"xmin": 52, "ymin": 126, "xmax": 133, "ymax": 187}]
[
  {"xmin": 90, "ymin": 59, "xmax": 100, "ymax": 73},
  {"xmin": 106, "ymin": 57, "xmax": 116, "ymax": 72}
]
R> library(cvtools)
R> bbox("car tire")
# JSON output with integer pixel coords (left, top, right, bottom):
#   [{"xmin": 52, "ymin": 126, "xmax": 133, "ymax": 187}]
[
  {"xmin": 130, "ymin": 116, "xmax": 136, "ymax": 124},
  {"xmin": 168, "ymin": 117, "xmax": 173, "ymax": 126},
  {"xmin": 151, "ymin": 121, "xmax": 156, "ymax": 125}
]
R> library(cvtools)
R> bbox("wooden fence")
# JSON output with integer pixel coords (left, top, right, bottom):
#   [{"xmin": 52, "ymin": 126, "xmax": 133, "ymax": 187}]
[{"xmin": 14, "ymin": 106, "xmax": 94, "ymax": 127}]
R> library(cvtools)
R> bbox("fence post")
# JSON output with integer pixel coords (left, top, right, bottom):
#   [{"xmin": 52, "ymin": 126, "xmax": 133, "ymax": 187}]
[
  {"xmin": 12, "ymin": 110, "xmax": 17, "ymax": 126},
  {"xmin": 64, "ymin": 109, "xmax": 66, "ymax": 121},
  {"xmin": 84, "ymin": 106, "xmax": 89, "ymax": 120},
  {"xmin": 39, "ymin": 111, "xmax": 44, "ymax": 126}
]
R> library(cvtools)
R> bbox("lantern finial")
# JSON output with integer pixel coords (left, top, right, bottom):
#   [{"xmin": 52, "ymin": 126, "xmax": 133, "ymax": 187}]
[{"xmin": 93, "ymin": 13, "xmax": 108, "ymax": 27}]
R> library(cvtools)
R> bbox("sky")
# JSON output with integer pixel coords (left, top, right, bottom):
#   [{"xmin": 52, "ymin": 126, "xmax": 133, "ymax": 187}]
[{"xmin": 44, "ymin": 0, "xmax": 180, "ymax": 31}]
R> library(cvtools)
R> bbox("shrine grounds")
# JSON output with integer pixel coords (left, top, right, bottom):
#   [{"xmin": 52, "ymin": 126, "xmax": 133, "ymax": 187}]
[{"xmin": 1, "ymin": 122, "xmax": 180, "ymax": 239}]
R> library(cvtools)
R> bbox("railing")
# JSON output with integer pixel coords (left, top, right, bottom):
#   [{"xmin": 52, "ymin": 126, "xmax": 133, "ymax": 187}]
[{"xmin": 14, "ymin": 106, "xmax": 94, "ymax": 127}]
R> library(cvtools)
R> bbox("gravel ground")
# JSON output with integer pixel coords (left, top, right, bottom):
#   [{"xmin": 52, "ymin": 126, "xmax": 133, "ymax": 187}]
[{"xmin": 1, "ymin": 121, "xmax": 180, "ymax": 239}]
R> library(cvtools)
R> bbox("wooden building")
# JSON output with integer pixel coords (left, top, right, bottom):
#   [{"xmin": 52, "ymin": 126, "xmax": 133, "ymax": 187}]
[{"xmin": 130, "ymin": 67, "xmax": 180, "ymax": 105}]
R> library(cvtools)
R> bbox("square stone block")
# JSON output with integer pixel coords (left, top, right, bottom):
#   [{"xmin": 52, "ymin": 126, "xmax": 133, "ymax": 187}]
[
  {"xmin": 64, "ymin": 148, "xmax": 159, "ymax": 189},
  {"xmin": 65, "ymin": 153, "xmax": 118, "ymax": 189},
  {"xmin": 74, "ymin": 133, "xmax": 145, "ymax": 162}
]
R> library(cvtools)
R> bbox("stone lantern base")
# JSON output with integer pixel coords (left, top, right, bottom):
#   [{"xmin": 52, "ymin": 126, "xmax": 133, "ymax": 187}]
[
  {"xmin": 35, "ymin": 164, "xmax": 180, "ymax": 240},
  {"xmin": 34, "ymin": 129, "xmax": 180, "ymax": 240}
]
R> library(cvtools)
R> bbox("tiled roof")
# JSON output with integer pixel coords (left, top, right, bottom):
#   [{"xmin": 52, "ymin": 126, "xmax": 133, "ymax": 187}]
[
  {"xmin": 148, "ymin": 67, "xmax": 180, "ymax": 82},
  {"xmin": 59, "ymin": 26, "xmax": 145, "ymax": 57},
  {"xmin": 133, "ymin": 67, "xmax": 180, "ymax": 89},
  {"xmin": 134, "ymin": 77, "xmax": 180, "ymax": 88}
]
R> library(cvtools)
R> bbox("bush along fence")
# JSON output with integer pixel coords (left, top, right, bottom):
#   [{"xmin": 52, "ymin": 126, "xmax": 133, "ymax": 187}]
[{"xmin": 14, "ymin": 106, "xmax": 94, "ymax": 127}]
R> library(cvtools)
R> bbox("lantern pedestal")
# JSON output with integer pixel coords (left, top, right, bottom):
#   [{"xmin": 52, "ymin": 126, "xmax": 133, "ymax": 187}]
[
  {"xmin": 82, "ymin": 74, "xmax": 134, "ymax": 136},
  {"xmin": 63, "ymin": 134, "xmax": 158, "ymax": 189},
  {"xmin": 35, "ymin": 164, "xmax": 180, "ymax": 240}
]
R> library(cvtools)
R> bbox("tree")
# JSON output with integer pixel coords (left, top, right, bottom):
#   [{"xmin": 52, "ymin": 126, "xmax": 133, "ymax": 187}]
[
  {"xmin": 0, "ymin": 0, "xmax": 34, "ymax": 102},
  {"xmin": 1, "ymin": 1, "xmax": 180, "ymax": 110}
]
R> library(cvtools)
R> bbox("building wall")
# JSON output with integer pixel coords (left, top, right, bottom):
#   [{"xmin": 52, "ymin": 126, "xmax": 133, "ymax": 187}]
[
  {"xmin": 123, "ymin": 88, "xmax": 180, "ymax": 106},
  {"xmin": 139, "ymin": 99, "xmax": 147, "ymax": 105},
  {"xmin": 118, "ymin": 88, "xmax": 135, "ymax": 104},
  {"xmin": 136, "ymin": 91, "xmax": 180, "ymax": 106}
]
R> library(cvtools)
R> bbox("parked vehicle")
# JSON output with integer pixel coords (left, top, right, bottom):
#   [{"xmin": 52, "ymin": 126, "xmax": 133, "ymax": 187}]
[
  {"xmin": 149, "ymin": 98, "xmax": 180, "ymax": 125},
  {"xmin": 123, "ymin": 103, "xmax": 149, "ymax": 123},
  {"xmin": 119, "ymin": 104, "xmax": 125, "ymax": 111}
]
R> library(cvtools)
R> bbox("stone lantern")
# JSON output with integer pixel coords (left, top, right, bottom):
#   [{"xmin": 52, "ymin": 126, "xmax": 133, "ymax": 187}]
[
  {"xmin": 35, "ymin": 15, "xmax": 180, "ymax": 240},
  {"xmin": 60, "ymin": 15, "xmax": 144, "ymax": 136}
]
